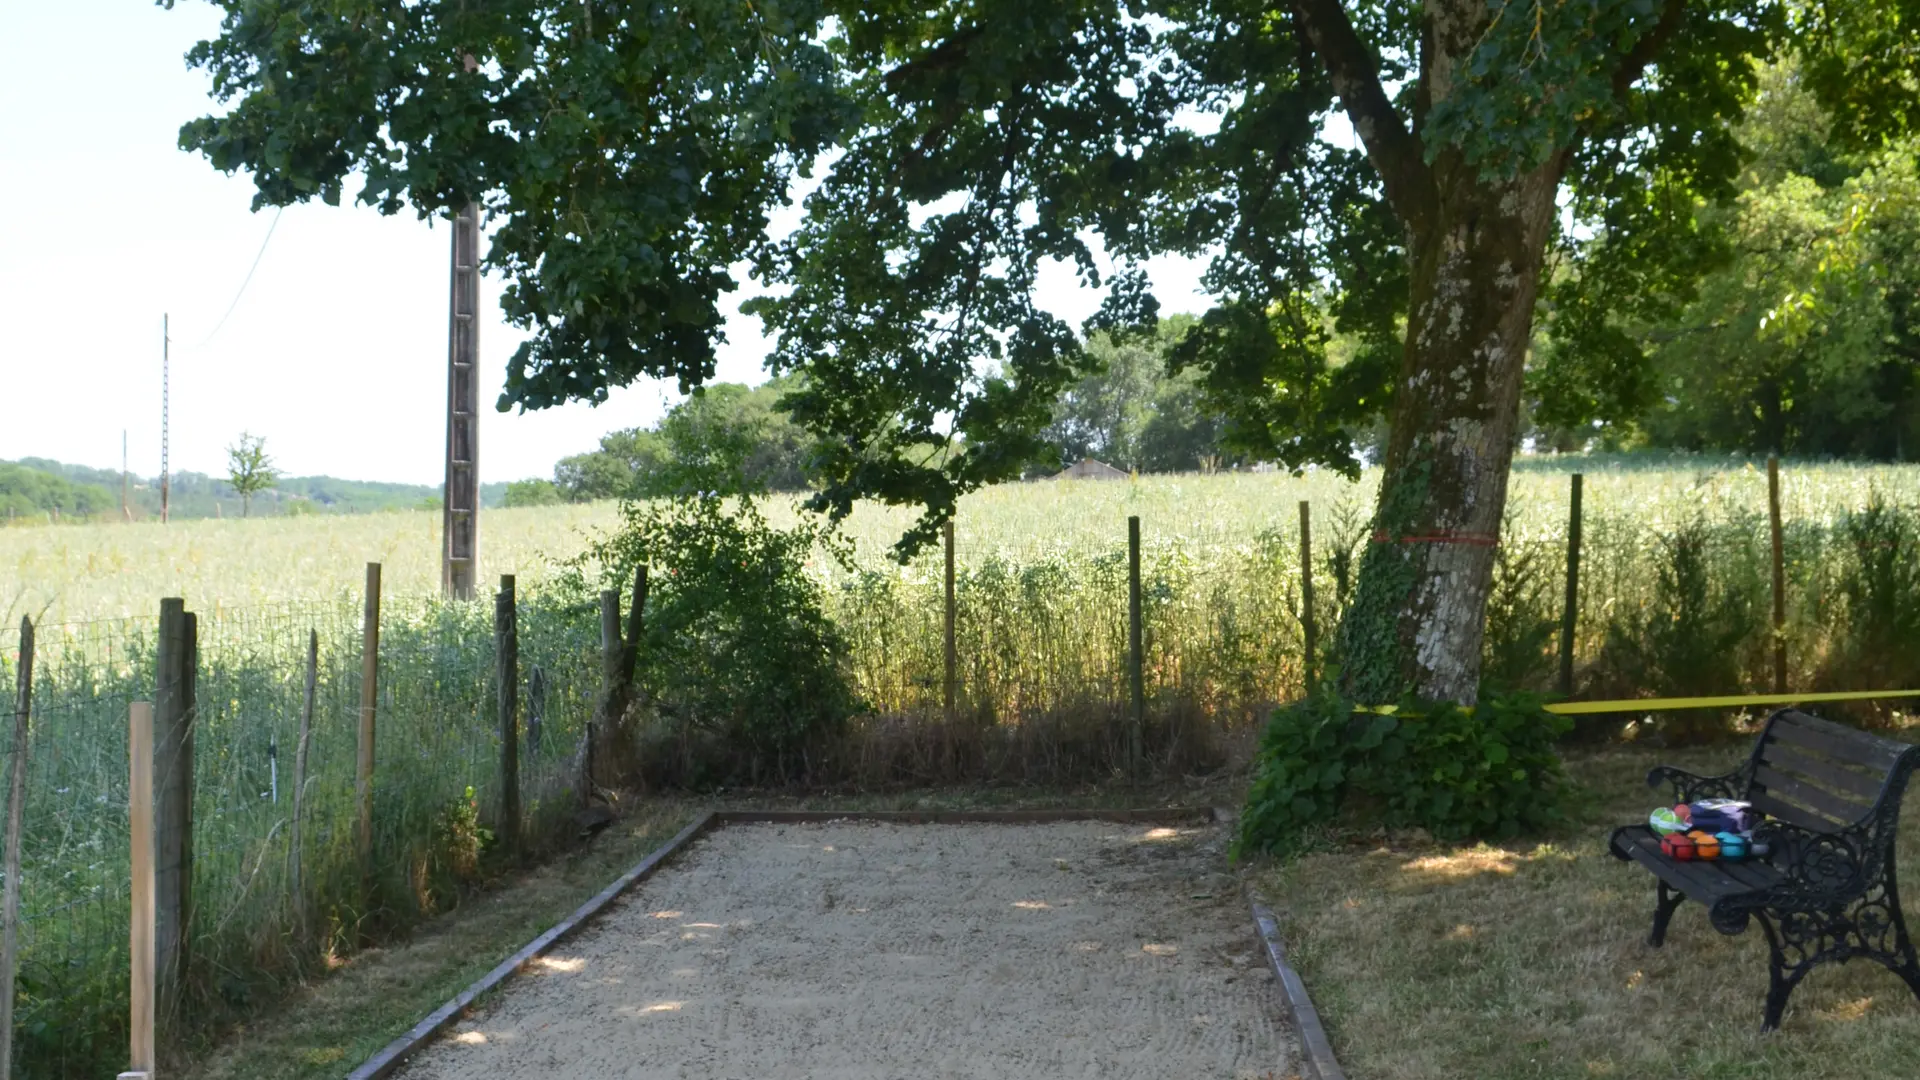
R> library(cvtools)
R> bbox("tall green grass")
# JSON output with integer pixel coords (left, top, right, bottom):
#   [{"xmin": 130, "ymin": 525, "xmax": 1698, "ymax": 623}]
[{"xmin": 0, "ymin": 597, "xmax": 600, "ymax": 1078}]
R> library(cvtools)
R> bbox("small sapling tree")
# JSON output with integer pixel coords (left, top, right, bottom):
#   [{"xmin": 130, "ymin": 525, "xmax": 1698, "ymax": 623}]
[{"xmin": 225, "ymin": 431, "xmax": 278, "ymax": 517}]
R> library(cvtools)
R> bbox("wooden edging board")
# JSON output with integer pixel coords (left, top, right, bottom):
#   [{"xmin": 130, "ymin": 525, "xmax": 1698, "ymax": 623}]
[
  {"xmin": 347, "ymin": 805, "xmax": 1220, "ymax": 1079},
  {"xmin": 714, "ymin": 806, "xmax": 1220, "ymax": 826},
  {"xmin": 1251, "ymin": 900, "xmax": 1346, "ymax": 1080}
]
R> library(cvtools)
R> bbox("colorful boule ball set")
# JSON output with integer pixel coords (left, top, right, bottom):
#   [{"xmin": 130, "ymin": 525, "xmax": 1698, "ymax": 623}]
[{"xmin": 1648, "ymin": 798, "xmax": 1769, "ymax": 861}]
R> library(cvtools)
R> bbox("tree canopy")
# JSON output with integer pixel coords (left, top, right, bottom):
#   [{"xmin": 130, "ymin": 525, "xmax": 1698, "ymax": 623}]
[
  {"xmin": 172, "ymin": 0, "xmax": 1920, "ymax": 701},
  {"xmin": 1534, "ymin": 61, "xmax": 1920, "ymax": 459}
]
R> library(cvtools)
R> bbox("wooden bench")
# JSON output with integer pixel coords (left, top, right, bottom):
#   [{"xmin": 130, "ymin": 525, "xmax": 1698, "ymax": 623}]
[{"xmin": 1608, "ymin": 708, "xmax": 1920, "ymax": 1029}]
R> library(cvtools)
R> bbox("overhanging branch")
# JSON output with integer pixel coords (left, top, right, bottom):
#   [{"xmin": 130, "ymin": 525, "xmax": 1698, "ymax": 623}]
[
  {"xmin": 1291, "ymin": 0, "xmax": 1433, "ymax": 228},
  {"xmin": 1609, "ymin": 0, "xmax": 1688, "ymax": 106}
]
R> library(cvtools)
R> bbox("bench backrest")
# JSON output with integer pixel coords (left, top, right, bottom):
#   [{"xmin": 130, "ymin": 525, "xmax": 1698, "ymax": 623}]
[{"xmin": 1748, "ymin": 710, "xmax": 1915, "ymax": 834}]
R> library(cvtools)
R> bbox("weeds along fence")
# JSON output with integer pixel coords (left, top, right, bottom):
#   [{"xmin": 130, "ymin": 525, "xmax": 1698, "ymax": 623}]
[
  {"xmin": 813, "ymin": 469, "xmax": 1920, "ymax": 762},
  {"xmin": 816, "ymin": 522, "xmax": 1318, "ymax": 781},
  {"xmin": 0, "ymin": 583, "xmax": 601, "ymax": 1079}
]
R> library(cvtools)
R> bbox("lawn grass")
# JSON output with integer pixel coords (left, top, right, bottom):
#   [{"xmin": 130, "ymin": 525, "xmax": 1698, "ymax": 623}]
[
  {"xmin": 177, "ymin": 773, "xmax": 1252, "ymax": 1080},
  {"xmin": 1254, "ymin": 741, "xmax": 1920, "ymax": 1080}
]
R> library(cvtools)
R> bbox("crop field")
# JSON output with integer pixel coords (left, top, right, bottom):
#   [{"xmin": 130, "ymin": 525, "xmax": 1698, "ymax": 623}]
[{"xmin": 3, "ymin": 455, "xmax": 1920, "ymax": 1076}]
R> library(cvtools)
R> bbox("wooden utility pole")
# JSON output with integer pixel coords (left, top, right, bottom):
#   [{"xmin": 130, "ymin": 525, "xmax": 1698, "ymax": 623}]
[
  {"xmin": 122, "ymin": 430, "xmax": 131, "ymax": 523},
  {"xmin": 442, "ymin": 203, "xmax": 482, "ymax": 600}
]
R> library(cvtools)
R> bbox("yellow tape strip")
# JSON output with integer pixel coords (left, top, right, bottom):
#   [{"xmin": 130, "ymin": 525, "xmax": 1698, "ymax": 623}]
[
  {"xmin": 1353, "ymin": 689, "xmax": 1920, "ymax": 718},
  {"xmin": 1544, "ymin": 690, "xmax": 1920, "ymax": 715}
]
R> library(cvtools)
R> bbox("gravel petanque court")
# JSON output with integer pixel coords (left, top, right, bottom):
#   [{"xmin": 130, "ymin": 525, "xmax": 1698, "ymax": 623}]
[{"xmin": 393, "ymin": 819, "xmax": 1294, "ymax": 1079}]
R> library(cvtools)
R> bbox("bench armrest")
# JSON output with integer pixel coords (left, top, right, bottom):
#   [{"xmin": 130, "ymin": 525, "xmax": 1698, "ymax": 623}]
[
  {"xmin": 1645, "ymin": 763, "xmax": 1748, "ymax": 804},
  {"xmin": 1751, "ymin": 819, "xmax": 1873, "ymax": 901}
]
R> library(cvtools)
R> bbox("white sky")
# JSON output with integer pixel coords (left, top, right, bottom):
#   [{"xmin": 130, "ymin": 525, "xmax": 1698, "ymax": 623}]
[{"xmin": 0, "ymin": 2, "xmax": 1213, "ymax": 485}]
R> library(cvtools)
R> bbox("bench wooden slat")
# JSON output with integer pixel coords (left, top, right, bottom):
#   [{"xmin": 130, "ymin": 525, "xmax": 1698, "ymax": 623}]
[
  {"xmin": 1762, "ymin": 743, "xmax": 1886, "ymax": 802},
  {"xmin": 1618, "ymin": 828, "xmax": 1781, "ymax": 901},
  {"xmin": 1767, "ymin": 712, "xmax": 1904, "ymax": 771},
  {"xmin": 1749, "ymin": 790, "xmax": 1843, "ymax": 834},
  {"xmin": 1752, "ymin": 763, "xmax": 1874, "ymax": 826},
  {"xmin": 1713, "ymin": 856, "xmax": 1786, "ymax": 892}
]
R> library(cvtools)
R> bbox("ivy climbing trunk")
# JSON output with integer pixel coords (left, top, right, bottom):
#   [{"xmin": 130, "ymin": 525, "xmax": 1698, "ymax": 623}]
[
  {"xmin": 1284, "ymin": 0, "xmax": 1658, "ymax": 706},
  {"xmin": 1336, "ymin": 160, "xmax": 1564, "ymax": 706}
]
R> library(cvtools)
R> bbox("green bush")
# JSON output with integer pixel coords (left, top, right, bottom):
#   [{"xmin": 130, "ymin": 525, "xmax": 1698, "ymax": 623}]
[
  {"xmin": 1595, "ymin": 514, "xmax": 1760, "ymax": 740},
  {"xmin": 1234, "ymin": 691, "xmax": 1574, "ymax": 857},
  {"xmin": 568, "ymin": 494, "xmax": 859, "ymax": 783},
  {"xmin": 1820, "ymin": 497, "xmax": 1920, "ymax": 698},
  {"xmin": 1481, "ymin": 535, "xmax": 1561, "ymax": 694}
]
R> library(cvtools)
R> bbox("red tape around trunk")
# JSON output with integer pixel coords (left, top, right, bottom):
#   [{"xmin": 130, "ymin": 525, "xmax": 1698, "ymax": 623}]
[{"xmin": 1369, "ymin": 530, "xmax": 1501, "ymax": 547}]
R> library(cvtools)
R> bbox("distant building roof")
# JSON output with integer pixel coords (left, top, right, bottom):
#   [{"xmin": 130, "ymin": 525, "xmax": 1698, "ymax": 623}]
[{"xmin": 1053, "ymin": 458, "xmax": 1129, "ymax": 480}]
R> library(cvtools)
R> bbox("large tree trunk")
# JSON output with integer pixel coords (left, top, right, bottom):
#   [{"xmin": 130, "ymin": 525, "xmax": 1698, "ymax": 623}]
[{"xmin": 1337, "ymin": 161, "xmax": 1563, "ymax": 705}]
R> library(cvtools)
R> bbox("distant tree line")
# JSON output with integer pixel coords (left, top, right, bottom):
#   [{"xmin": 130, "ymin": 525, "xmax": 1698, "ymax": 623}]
[
  {"xmin": 1, "ymin": 457, "xmax": 509, "ymax": 522},
  {"xmin": 546, "ymin": 338, "xmax": 1246, "ymax": 503},
  {"xmin": 0, "ymin": 463, "xmax": 117, "ymax": 520}
]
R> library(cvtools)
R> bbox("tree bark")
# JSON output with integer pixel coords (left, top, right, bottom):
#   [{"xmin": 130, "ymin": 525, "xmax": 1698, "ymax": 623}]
[
  {"xmin": 1338, "ymin": 160, "xmax": 1562, "ymax": 704},
  {"xmin": 1288, "ymin": 0, "xmax": 1657, "ymax": 705}
]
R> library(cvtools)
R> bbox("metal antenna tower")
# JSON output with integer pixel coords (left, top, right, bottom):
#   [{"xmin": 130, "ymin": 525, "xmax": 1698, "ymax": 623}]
[{"xmin": 161, "ymin": 314, "xmax": 170, "ymax": 525}]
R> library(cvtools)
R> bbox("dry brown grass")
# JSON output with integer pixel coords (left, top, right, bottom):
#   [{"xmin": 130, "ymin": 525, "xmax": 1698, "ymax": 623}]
[{"xmin": 1255, "ymin": 744, "xmax": 1920, "ymax": 1080}]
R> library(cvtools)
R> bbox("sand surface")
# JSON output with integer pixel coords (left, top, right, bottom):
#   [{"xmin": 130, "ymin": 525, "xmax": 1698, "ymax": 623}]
[{"xmin": 394, "ymin": 819, "xmax": 1293, "ymax": 1080}]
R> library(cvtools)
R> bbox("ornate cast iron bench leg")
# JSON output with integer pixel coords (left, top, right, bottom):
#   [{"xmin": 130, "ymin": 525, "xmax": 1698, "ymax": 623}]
[
  {"xmin": 1648, "ymin": 880, "xmax": 1685, "ymax": 948},
  {"xmin": 1755, "ymin": 910, "xmax": 1816, "ymax": 1033},
  {"xmin": 1752, "ymin": 890, "xmax": 1920, "ymax": 1032}
]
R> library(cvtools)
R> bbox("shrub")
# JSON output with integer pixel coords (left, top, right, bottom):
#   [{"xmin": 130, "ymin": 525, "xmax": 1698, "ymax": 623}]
[
  {"xmin": 1481, "ymin": 531, "xmax": 1561, "ymax": 694},
  {"xmin": 436, "ymin": 784, "xmax": 493, "ymax": 880},
  {"xmin": 1595, "ymin": 515, "xmax": 1758, "ymax": 741},
  {"xmin": 1819, "ymin": 497, "xmax": 1920, "ymax": 701},
  {"xmin": 567, "ymin": 494, "xmax": 859, "ymax": 783},
  {"xmin": 1234, "ymin": 691, "xmax": 1574, "ymax": 857}
]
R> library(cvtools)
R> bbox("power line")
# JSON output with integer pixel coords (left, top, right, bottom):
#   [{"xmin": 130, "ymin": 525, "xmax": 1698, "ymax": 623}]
[{"xmin": 196, "ymin": 206, "xmax": 285, "ymax": 346}]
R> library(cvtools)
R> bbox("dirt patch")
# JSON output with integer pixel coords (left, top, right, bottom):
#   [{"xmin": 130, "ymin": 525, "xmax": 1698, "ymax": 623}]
[{"xmin": 394, "ymin": 820, "xmax": 1293, "ymax": 1079}]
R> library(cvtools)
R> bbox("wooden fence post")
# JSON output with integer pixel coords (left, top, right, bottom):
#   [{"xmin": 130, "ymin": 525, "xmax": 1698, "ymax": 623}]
[
  {"xmin": 358, "ymin": 564, "xmax": 381, "ymax": 910},
  {"xmin": 1768, "ymin": 456, "xmax": 1787, "ymax": 693},
  {"xmin": 944, "ymin": 519, "xmax": 957, "ymax": 730},
  {"xmin": 1299, "ymin": 502, "xmax": 1317, "ymax": 697},
  {"xmin": 495, "ymin": 575, "xmax": 520, "ymax": 855},
  {"xmin": 1127, "ymin": 515, "xmax": 1144, "ymax": 776},
  {"xmin": 1, "ymin": 618, "xmax": 34, "ymax": 1080},
  {"xmin": 153, "ymin": 599, "xmax": 195, "ymax": 1023},
  {"xmin": 289, "ymin": 629, "xmax": 316, "ymax": 937},
  {"xmin": 121, "ymin": 702, "xmax": 156, "ymax": 1080},
  {"xmin": 1558, "ymin": 473, "xmax": 1584, "ymax": 697}
]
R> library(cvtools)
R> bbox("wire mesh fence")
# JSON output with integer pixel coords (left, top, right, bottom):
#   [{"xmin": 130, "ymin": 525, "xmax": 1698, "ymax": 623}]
[{"xmin": 0, "ymin": 588, "xmax": 604, "ymax": 1079}]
